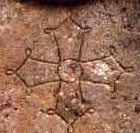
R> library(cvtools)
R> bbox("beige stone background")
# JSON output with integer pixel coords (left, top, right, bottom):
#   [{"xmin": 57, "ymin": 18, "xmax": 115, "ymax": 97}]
[{"xmin": 0, "ymin": 0, "xmax": 140, "ymax": 133}]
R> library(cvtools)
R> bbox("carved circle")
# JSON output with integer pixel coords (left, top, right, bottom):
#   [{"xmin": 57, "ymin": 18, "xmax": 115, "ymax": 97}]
[{"xmin": 59, "ymin": 60, "xmax": 81, "ymax": 82}]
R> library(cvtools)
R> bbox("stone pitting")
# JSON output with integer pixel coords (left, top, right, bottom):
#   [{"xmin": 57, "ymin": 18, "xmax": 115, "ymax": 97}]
[{"xmin": 5, "ymin": 16, "xmax": 134, "ymax": 133}]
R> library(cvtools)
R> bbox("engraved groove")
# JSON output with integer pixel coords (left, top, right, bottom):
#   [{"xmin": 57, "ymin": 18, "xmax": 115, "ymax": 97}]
[
  {"xmin": 15, "ymin": 48, "xmax": 32, "ymax": 72},
  {"xmin": 5, "ymin": 13, "xmax": 134, "ymax": 132}
]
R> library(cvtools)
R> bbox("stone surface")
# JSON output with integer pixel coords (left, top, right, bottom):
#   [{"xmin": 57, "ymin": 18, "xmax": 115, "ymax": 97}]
[
  {"xmin": 54, "ymin": 18, "xmax": 83, "ymax": 60},
  {"xmin": 59, "ymin": 60, "xmax": 81, "ymax": 82},
  {"xmin": 28, "ymin": 112, "xmax": 68, "ymax": 133},
  {"xmin": 30, "ymin": 31, "xmax": 60, "ymax": 63},
  {"xmin": 16, "ymin": 58, "xmax": 59, "ymax": 87},
  {"xmin": 80, "ymin": 81, "xmax": 111, "ymax": 106},
  {"xmin": 81, "ymin": 57, "xmax": 123, "ymax": 84},
  {"xmin": 0, "ymin": 0, "xmax": 140, "ymax": 133}
]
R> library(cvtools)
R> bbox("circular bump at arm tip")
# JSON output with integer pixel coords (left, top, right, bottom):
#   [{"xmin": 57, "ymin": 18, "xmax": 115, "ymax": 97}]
[
  {"xmin": 25, "ymin": 48, "xmax": 32, "ymax": 57},
  {"xmin": 46, "ymin": 108, "xmax": 56, "ymax": 115},
  {"xmin": 6, "ymin": 68, "xmax": 15, "ymax": 75},
  {"xmin": 67, "ymin": 124, "xmax": 74, "ymax": 133},
  {"xmin": 84, "ymin": 26, "xmax": 92, "ymax": 33},
  {"xmin": 109, "ymin": 45, "xmax": 117, "ymax": 56},
  {"xmin": 124, "ymin": 66, "xmax": 134, "ymax": 73},
  {"xmin": 44, "ymin": 28, "xmax": 52, "ymax": 34},
  {"xmin": 44, "ymin": 27, "xmax": 55, "ymax": 34},
  {"xmin": 86, "ymin": 107, "xmax": 95, "ymax": 114}
]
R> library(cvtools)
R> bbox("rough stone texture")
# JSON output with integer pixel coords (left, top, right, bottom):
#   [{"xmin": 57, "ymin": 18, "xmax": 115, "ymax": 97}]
[
  {"xmin": 54, "ymin": 18, "xmax": 83, "ymax": 60},
  {"xmin": 80, "ymin": 81, "xmax": 111, "ymax": 107},
  {"xmin": 31, "ymin": 82, "xmax": 59, "ymax": 111},
  {"xmin": 16, "ymin": 58, "xmax": 59, "ymax": 87},
  {"xmin": 0, "ymin": 0, "xmax": 140, "ymax": 133},
  {"xmin": 28, "ymin": 113, "xmax": 68, "ymax": 133},
  {"xmin": 59, "ymin": 60, "xmax": 81, "ymax": 82},
  {"xmin": 30, "ymin": 31, "xmax": 60, "ymax": 63},
  {"xmin": 81, "ymin": 57, "xmax": 123, "ymax": 83}
]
